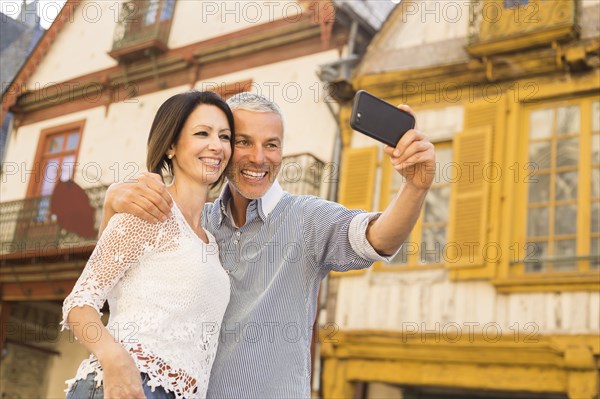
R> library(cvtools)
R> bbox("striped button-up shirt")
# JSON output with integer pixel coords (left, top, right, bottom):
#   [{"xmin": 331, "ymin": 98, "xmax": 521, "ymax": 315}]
[{"xmin": 203, "ymin": 181, "xmax": 392, "ymax": 398}]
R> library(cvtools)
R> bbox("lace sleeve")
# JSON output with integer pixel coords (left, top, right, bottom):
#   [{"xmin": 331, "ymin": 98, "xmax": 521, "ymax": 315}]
[{"xmin": 61, "ymin": 213, "xmax": 169, "ymax": 330}]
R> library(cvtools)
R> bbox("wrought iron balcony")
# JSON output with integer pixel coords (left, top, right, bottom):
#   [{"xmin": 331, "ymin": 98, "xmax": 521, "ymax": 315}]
[
  {"xmin": 109, "ymin": 0, "xmax": 175, "ymax": 62},
  {"xmin": 0, "ymin": 185, "xmax": 107, "ymax": 256},
  {"xmin": 278, "ymin": 153, "xmax": 326, "ymax": 197}
]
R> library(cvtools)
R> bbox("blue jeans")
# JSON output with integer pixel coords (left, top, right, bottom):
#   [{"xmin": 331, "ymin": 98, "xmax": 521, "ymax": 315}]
[{"xmin": 65, "ymin": 371, "xmax": 175, "ymax": 399}]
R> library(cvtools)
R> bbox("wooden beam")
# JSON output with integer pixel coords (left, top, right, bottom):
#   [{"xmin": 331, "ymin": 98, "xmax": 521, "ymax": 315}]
[{"xmin": 320, "ymin": 330, "xmax": 600, "ymax": 399}]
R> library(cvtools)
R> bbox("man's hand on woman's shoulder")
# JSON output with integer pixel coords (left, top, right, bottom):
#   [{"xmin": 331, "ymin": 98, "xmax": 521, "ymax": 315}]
[{"xmin": 101, "ymin": 172, "xmax": 172, "ymax": 236}]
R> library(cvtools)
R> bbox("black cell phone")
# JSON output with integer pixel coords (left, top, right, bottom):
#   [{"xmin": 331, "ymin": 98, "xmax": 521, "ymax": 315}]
[{"xmin": 350, "ymin": 90, "xmax": 415, "ymax": 147}]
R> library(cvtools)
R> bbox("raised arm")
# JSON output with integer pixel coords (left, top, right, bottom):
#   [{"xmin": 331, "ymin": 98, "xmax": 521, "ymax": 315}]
[
  {"xmin": 100, "ymin": 172, "xmax": 173, "ymax": 236},
  {"xmin": 366, "ymin": 105, "xmax": 436, "ymax": 256}
]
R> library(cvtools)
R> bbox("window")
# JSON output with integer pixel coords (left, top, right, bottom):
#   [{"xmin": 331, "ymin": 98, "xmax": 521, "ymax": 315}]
[
  {"xmin": 521, "ymin": 99, "xmax": 599, "ymax": 273},
  {"xmin": 124, "ymin": 0, "xmax": 174, "ymax": 37},
  {"xmin": 27, "ymin": 122, "xmax": 84, "ymax": 221},
  {"xmin": 110, "ymin": 0, "xmax": 176, "ymax": 62},
  {"xmin": 1, "ymin": 113, "xmax": 13, "ymax": 164},
  {"xmin": 504, "ymin": 0, "xmax": 528, "ymax": 8},
  {"xmin": 378, "ymin": 142, "xmax": 453, "ymax": 268},
  {"xmin": 420, "ymin": 144, "xmax": 452, "ymax": 264},
  {"xmin": 141, "ymin": 0, "xmax": 175, "ymax": 26}
]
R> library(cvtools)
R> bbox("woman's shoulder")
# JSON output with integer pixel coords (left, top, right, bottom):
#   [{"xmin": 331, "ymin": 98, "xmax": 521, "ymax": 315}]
[{"xmin": 104, "ymin": 210, "xmax": 179, "ymax": 239}]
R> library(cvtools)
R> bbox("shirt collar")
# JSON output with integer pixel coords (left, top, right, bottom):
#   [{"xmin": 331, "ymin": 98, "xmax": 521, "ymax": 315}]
[
  {"xmin": 215, "ymin": 180, "xmax": 284, "ymax": 225},
  {"xmin": 259, "ymin": 179, "xmax": 284, "ymax": 217}
]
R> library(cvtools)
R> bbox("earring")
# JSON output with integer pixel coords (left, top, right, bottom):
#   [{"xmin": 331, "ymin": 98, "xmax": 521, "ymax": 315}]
[{"xmin": 167, "ymin": 153, "xmax": 174, "ymax": 159}]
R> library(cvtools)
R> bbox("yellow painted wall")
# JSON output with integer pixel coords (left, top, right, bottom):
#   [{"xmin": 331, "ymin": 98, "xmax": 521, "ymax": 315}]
[{"xmin": 328, "ymin": 1, "xmax": 600, "ymax": 397}]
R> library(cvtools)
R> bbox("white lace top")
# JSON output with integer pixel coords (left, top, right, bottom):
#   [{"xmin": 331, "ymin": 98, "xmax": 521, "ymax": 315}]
[{"xmin": 61, "ymin": 203, "xmax": 230, "ymax": 399}]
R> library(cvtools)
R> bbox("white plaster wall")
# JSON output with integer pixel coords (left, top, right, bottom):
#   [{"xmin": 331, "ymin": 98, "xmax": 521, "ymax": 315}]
[
  {"xmin": 169, "ymin": 0, "xmax": 303, "ymax": 48},
  {"xmin": 28, "ymin": 0, "xmax": 119, "ymax": 86},
  {"xmin": 357, "ymin": 0, "xmax": 471, "ymax": 74},
  {"xmin": 335, "ymin": 269, "xmax": 600, "ymax": 335},
  {"xmin": 581, "ymin": 0, "xmax": 600, "ymax": 40},
  {"xmin": 387, "ymin": 0, "xmax": 470, "ymax": 48}
]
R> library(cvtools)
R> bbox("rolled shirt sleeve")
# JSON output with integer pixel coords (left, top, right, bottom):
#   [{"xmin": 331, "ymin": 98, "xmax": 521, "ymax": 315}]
[
  {"xmin": 349, "ymin": 212, "xmax": 401, "ymax": 263},
  {"xmin": 301, "ymin": 197, "xmax": 400, "ymax": 273}
]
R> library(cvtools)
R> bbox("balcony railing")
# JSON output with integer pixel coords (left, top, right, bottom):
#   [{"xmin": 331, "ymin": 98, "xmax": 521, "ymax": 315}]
[
  {"xmin": 278, "ymin": 153, "xmax": 326, "ymax": 197},
  {"xmin": 109, "ymin": 0, "xmax": 175, "ymax": 62},
  {"xmin": 0, "ymin": 186, "xmax": 107, "ymax": 256}
]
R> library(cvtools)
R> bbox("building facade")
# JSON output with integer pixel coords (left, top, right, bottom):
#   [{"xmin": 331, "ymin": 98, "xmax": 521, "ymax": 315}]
[
  {"xmin": 323, "ymin": 0, "xmax": 600, "ymax": 398},
  {"xmin": 0, "ymin": 1, "xmax": 393, "ymax": 397}
]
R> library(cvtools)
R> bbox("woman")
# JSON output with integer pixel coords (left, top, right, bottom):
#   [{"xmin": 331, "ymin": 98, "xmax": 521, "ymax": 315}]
[{"xmin": 61, "ymin": 91, "xmax": 234, "ymax": 399}]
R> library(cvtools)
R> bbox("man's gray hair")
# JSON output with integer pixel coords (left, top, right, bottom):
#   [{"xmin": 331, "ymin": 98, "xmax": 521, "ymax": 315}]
[{"xmin": 226, "ymin": 92, "xmax": 286, "ymax": 133}]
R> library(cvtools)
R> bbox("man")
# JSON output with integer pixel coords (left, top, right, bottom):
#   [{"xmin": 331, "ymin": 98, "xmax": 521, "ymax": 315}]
[{"xmin": 102, "ymin": 92, "xmax": 435, "ymax": 397}]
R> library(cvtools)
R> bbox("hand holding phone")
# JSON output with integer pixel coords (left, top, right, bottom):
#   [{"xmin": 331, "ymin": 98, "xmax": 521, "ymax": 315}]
[{"xmin": 350, "ymin": 90, "xmax": 415, "ymax": 147}]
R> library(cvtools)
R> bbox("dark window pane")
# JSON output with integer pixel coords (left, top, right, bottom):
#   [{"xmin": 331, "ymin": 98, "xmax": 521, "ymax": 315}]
[
  {"xmin": 592, "ymin": 134, "xmax": 600, "ymax": 165},
  {"xmin": 529, "ymin": 109, "xmax": 553, "ymax": 139},
  {"xmin": 552, "ymin": 239, "xmax": 577, "ymax": 272},
  {"xmin": 524, "ymin": 241, "xmax": 547, "ymax": 273},
  {"xmin": 504, "ymin": 0, "xmax": 528, "ymax": 8},
  {"xmin": 40, "ymin": 160, "xmax": 60, "ymax": 195},
  {"xmin": 61, "ymin": 155, "xmax": 76, "ymax": 182},
  {"xmin": 424, "ymin": 187, "xmax": 450, "ymax": 223},
  {"xmin": 556, "ymin": 137, "xmax": 579, "ymax": 167},
  {"xmin": 554, "ymin": 205, "xmax": 577, "ymax": 235},
  {"xmin": 593, "ymin": 102, "xmax": 600, "ymax": 132},
  {"xmin": 160, "ymin": 0, "xmax": 175, "ymax": 20},
  {"xmin": 528, "ymin": 173, "xmax": 550, "ymax": 203},
  {"xmin": 65, "ymin": 132, "xmax": 80, "ymax": 151},
  {"xmin": 420, "ymin": 227, "xmax": 446, "ymax": 264},
  {"xmin": 591, "ymin": 237, "xmax": 600, "ymax": 269},
  {"xmin": 592, "ymin": 202, "xmax": 600, "ymax": 234},
  {"xmin": 554, "ymin": 239, "xmax": 577, "ymax": 257},
  {"xmin": 527, "ymin": 207, "xmax": 549, "ymax": 238},
  {"xmin": 555, "ymin": 171, "xmax": 578, "ymax": 201},
  {"xmin": 48, "ymin": 136, "xmax": 64, "ymax": 153},
  {"xmin": 529, "ymin": 141, "xmax": 552, "ymax": 169},
  {"xmin": 556, "ymin": 105, "xmax": 580, "ymax": 135},
  {"xmin": 144, "ymin": 0, "xmax": 159, "ymax": 25},
  {"xmin": 592, "ymin": 169, "xmax": 600, "ymax": 199}
]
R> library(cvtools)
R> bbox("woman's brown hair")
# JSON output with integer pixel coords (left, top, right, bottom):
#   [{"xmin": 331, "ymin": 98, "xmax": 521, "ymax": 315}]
[{"xmin": 146, "ymin": 91, "xmax": 235, "ymax": 187}]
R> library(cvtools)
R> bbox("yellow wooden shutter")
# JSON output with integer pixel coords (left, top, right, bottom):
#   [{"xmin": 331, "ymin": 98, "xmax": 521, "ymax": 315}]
[
  {"xmin": 464, "ymin": 102, "xmax": 497, "ymax": 130},
  {"xmin": 446, "ymin": 126, "xmax": 493, "ymax": 268},
  {"xmin": 337, "ymin": 146, "xmax": 378, "ymax": 210},
  {"xmin": 331, "ymin": 146, "xmax": 378, "ymax": 277}
]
